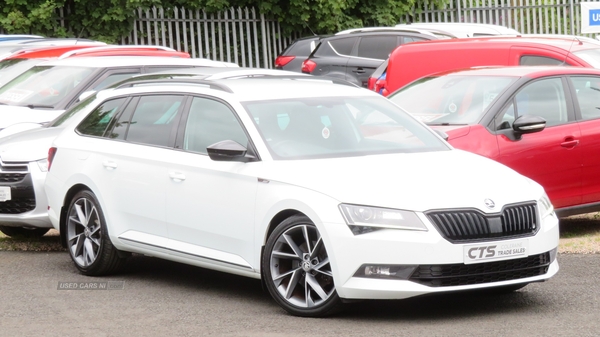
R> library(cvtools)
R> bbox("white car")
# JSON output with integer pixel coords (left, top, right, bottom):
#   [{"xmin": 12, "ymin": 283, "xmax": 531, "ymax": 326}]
[
  {"xmin": 0, "ymin": 56, "xmax": 238, "ymax": 137},
  {"xmin": 44, "ymin": 77, "xmax": 559, "ymax": 317},
  {"xmin": 0, "ymin": 68, "xmax": 303, "ymax": 237},
  {"xmin": 394, "ymin": 22, "xmax": 520, "ymax": 38}
]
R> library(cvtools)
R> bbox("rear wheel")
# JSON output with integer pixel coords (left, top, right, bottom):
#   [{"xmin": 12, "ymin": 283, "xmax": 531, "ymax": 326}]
[
  {"xmin": 65, "ymin": 190, "xmax": 126, "ymax": 275},
  {"xmin": 0, "ymin": 226, "xmax": 49, "ymax": 238},
  {"xmin": 262, "ymin": 215, "xmax": 340, "ymax": 317}
]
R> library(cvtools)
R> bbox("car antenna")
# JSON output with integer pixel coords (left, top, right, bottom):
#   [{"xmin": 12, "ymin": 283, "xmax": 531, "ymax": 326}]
[
  {"xmin": 303, "ymin": 22, "xmax": 317, "ymax": 36},
  {"xmin": 562, "ymin": 37, "xmax": 581, "ymax": 66}
]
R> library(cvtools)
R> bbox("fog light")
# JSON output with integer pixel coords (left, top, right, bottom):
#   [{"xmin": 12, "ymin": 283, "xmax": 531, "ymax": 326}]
[
  {"xmin": 354, "ymin": 264, "xmax": 417, "ymax": 280},
  {"xmin": 549, "ymin": 247, "xmax": 558, "ymax": 263}
]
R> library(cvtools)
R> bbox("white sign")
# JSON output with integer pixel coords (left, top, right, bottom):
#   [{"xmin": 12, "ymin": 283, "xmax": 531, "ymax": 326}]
[
  {"xmin": 581, "ymin": 2, "xmax": 600, "ymax": 34},
  {"xmin": 463, "ymin": 239, "xmax": 529, "ymax": 264},
  {"xmin": 0, "ymin": 186, "xmax": 11, "ymax": 202}
]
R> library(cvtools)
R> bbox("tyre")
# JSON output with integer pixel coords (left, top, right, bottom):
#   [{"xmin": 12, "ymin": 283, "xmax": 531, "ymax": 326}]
[
  {"xmin": 262, "ymin": 214, "xmax": 340, "ymax": 317},
  {"xmin": 65, "ymin": 190, "xmax": 126, "ymax": 276},
  {"xmin": 0, "ymin": 226, "xmax": 49, "ymax": 238}
]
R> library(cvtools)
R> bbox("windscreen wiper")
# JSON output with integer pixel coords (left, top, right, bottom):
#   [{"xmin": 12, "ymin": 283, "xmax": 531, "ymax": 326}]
[{"xmin": 26, "ymin": 104, "xmax": 55, "ymax": 109}]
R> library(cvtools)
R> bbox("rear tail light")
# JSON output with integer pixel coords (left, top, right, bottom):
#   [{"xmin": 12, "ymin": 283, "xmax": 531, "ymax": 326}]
[
  {"xmin": 275, "ymin": 55, "xmax": 295, "ymax": 68},
  {"xmin": 301, "ymin": 59, "xmax": 317, "ymax": 73},
  {"xmin": 374, "ymin": 78, "xmax": 387, "ymax": 95},
  {"xmin": 367, "ymin": 77, "xmax": 377, "ymax": 90},
  {"xmin": 48, "ymin": 147, "xmax": 57, "ymax": 171}
]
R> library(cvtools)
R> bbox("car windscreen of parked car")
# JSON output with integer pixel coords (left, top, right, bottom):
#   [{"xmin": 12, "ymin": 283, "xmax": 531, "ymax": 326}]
[
  {"xmin": 0, "ymin": 65, "xmax": 95, "ymax": 108},
  {"xmin": 244, "ymin": 95, "xmax": 449, "ymax": 159},
  {"xmin": 0, "ymin": 58, "xmax": 46, "ymax": 87},
  {"xmin": 389, "ymin": 75, "xmax": 517, "ymax": 124}
]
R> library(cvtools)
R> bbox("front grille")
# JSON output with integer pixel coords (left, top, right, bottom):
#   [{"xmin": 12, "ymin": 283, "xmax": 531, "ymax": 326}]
[
  {"xmin": 0, "ymin": 173, "xmax": 36, "ymax": 214},
  {"xmin": 0, "ymin": 173, "xmax": 27, "ymax": 183},
  {"xmin": 409, "ymin": 252, "xmax": 551, "ymax": 287},
  {"xmin": 0, "ymin": 198, "xmax": 36, "ymax": 214},
  {"xmin": 426, "ymin": 202, "xmax": 538, "ymax": 242}
]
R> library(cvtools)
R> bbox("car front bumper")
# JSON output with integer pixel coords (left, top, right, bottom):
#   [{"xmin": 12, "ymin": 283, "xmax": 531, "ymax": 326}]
[
  {"xmin": 0, "ymin": 160, "xmax": 51, "ymax": 229},
  {"xmin": 323, "ymin": 211, "xmax": 560, "ymax": 300}
]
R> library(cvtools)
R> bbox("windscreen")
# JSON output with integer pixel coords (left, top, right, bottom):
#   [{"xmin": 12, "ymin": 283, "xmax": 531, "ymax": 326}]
[
  {"xmin": 0, "ymin": 65, "xmax": 95, "ymax": 108},
  {"xmin": 0, "ymin": 58, "xmax": 44, "ymax": 87},
  {"xmin": 244, "ymin": 95, "xmax": 449, "ymax": 160},
  {"xmin": 389, "ymin": 75, "xmax": 516, "ymax": 125}
]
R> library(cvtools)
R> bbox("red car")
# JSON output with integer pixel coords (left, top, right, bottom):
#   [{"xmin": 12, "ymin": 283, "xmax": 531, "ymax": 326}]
[
  {"xmin": 388, "ymin": 66, "xmax": 600, "ymax": 217},
  {"xmin": 384, "ymin": 36, "xmax": 600, "ymax": 96}
]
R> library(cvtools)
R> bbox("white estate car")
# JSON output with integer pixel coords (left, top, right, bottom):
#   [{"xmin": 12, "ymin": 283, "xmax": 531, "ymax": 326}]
[
  {"xmin": 0, "ymin": 68, "xmax": 303, "ymax": 237},
  {"xmin": 0, "ymin": 56, "xmax": 237, "ymax": 137},
  {"xmin": 44, "ymin": 77, "xmax": 559, "ymax": 317}
]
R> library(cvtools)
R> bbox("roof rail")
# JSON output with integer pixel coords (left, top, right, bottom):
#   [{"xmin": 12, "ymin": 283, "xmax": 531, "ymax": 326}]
[
  {"xmin": 58, "ymin": 45, "xmax": 177, "ymax": 59},
  {"xmin": 114, "ymin": 77, "xmax": 234, "ymax": 93},
  {"xmin": 244, "ymin": 75, "xmax": 361, "ymax": 87}
]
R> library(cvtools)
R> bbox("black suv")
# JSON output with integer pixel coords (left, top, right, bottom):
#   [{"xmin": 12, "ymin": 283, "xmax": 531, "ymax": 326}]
[
  {"xmin": 275, "ymin": 35, "xmax": 330, "ymax": 72},
  {"xmin": 301, "ymin": 28, "xmax": 453, "ymax": 87}
]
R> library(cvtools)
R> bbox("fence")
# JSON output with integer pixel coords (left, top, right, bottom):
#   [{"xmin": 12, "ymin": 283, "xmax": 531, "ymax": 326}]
[
  {"xmin": 122, "ymin": 7, "xmax": 305, "ymax": 69},
  {"xmin": 398, "ymin": 0, "xmax": 596, "ymax": 37}
]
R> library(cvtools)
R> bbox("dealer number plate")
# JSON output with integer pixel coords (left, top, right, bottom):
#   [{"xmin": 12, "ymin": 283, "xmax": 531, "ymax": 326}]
[
  {"xmin": 463, "ymin": 239, "xmax": 529, "ymax": 264},
  {"xmin": 0, "ymin": 186, "xmax": 11, "ymax": 202}
]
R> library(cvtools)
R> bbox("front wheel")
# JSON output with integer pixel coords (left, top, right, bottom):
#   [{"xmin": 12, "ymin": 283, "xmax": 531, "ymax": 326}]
[
  {"xmin": 262, "ymin": 215, "xmax": 340, "ymax": 317},
  {"xmin": 65, "ymin": 190, "xmax": 126, "ymax": 276}
]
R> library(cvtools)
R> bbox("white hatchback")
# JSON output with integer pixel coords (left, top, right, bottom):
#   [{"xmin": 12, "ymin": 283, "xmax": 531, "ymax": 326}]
[{"xmin": 44, "ymin": 77, "xmax": 559, "ymax": 317}]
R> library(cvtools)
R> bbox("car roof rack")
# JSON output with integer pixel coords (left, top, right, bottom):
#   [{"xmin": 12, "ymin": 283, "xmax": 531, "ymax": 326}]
[
  {"xmin": 114, "ymin": 77, "xmax": 234, "ymax": 93},
  {"xmin": 58, "ymin": 45, "xmax": 177, "ymax": 59}
]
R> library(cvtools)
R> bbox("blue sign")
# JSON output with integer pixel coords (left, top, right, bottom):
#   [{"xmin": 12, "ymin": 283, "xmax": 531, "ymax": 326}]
[{"xmin": 590, "ymin": 9, "xmax": 600, "ymax": 26}]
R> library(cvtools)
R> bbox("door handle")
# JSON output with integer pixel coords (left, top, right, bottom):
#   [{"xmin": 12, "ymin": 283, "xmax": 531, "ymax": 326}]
[
  {"xmin": 560, "ymin": 139, "xmax": 579, "ymax": 149},
  {"xmin": 102, "ymin": 161, "xmax": 117, "ymax": 170},
  {"xmin": 169, "ymin": 172, "xmax": 186, "ymax": 182},
  {"xmin": 352, "ymin": 68, "xmax": 366, "ymax": 74}
]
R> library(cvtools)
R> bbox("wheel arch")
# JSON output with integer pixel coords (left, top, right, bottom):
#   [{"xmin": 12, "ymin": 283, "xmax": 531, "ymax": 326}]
[{"xmin": 58, "ymin": 183, "xmax": 92, "ymax": 248}]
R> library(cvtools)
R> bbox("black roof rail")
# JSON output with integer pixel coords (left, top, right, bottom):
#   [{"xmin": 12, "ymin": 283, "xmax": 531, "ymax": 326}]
[{"xmin": 114, "ymin": 77, "xmax": 234, "ymax": 93}]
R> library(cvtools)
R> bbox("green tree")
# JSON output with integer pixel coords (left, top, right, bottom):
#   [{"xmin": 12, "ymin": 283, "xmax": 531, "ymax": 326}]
[{"xmin": 0, "ymin": 0, "xmax": 450, "ymax": 42}]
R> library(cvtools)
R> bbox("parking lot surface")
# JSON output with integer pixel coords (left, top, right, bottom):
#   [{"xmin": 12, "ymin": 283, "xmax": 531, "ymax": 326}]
[{"xmin": 1, "ymin": 252, "xmax": 598, "ymax": 337}]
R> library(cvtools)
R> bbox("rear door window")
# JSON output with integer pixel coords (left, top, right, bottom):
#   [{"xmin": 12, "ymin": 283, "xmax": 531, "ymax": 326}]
[
  {"xmin": 520, "ymin": 55, "xmax": 564, "ymax": 66},
  {"xmin": 124, "ymin": 95, "xmax": 186, "ymax": 147},
  {"xmin": 357, "ymin": 36, "xmax": 399, "ymax": 60}
]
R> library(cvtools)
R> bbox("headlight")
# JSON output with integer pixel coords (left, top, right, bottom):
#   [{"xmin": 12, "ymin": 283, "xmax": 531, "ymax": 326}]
[
  {"xmin": 37, "ymin": 158, "xmax": 49, "ymax": 172},
  {"xmin": 339, "ymin": 204, "xmax": 428, "ymax": 235},
  {"xmin": 538, "ymin": 193, "xmax": 554, "ymax": 219}
]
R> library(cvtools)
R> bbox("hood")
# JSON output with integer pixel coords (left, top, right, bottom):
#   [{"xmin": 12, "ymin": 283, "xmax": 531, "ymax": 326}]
[
  {"xmin": 0, "ymin": 127, "xmax": 64, "ymax": 162},
  {"xmin": 258, "ymin": 150, "xmax": 541, "ymax": 213},
  {"xmin": 0, "ymin": 105, "xmax": 64, "ymax": 129}
]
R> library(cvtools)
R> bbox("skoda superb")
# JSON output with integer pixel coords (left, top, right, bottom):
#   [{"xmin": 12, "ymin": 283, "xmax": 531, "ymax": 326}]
[{"xmin": 44, "ymin": 77, "xmax": 559, "ymax": 317}]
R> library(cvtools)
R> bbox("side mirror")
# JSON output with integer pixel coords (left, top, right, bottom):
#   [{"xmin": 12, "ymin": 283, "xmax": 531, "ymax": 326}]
[
  {"xmin": 207, "ymin": 140, "xmax": 254, "ymax": 162},
  {"xmin": 512, "ymin": 115, "xmax": 546, "ymax": 134}
]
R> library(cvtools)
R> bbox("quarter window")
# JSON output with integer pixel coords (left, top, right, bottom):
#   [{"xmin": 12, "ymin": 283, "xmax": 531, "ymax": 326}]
[
  {"xmin": 76, "ymin": 98, "xmax": 128, "ymax": 137},
  {"xmin": 183, "ymin": 97, "xmax": 248, "ymax": 154},
  {"xmin": 520, "ymin": 55, "xmax": 564, "ymax": 66},
  {"xmin": 329, "ymin": 37, "xmax": 357, "ymax": 56}
]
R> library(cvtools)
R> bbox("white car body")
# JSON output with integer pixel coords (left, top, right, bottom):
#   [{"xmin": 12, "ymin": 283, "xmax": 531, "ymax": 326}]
[
  {"xmin": 394, "ymin": 22, "xmax": 521, "ymax": 38},
  {"xmin": 44, "ymin": 78, "xmax": 559, "ymax": 316},
  {"xmin": 0, "ymin": 56, "xmax": 238, "ymax": 137},
  {"xmin": 0, "ymin": 68, "xmax": 306, "ymax": 231}
]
